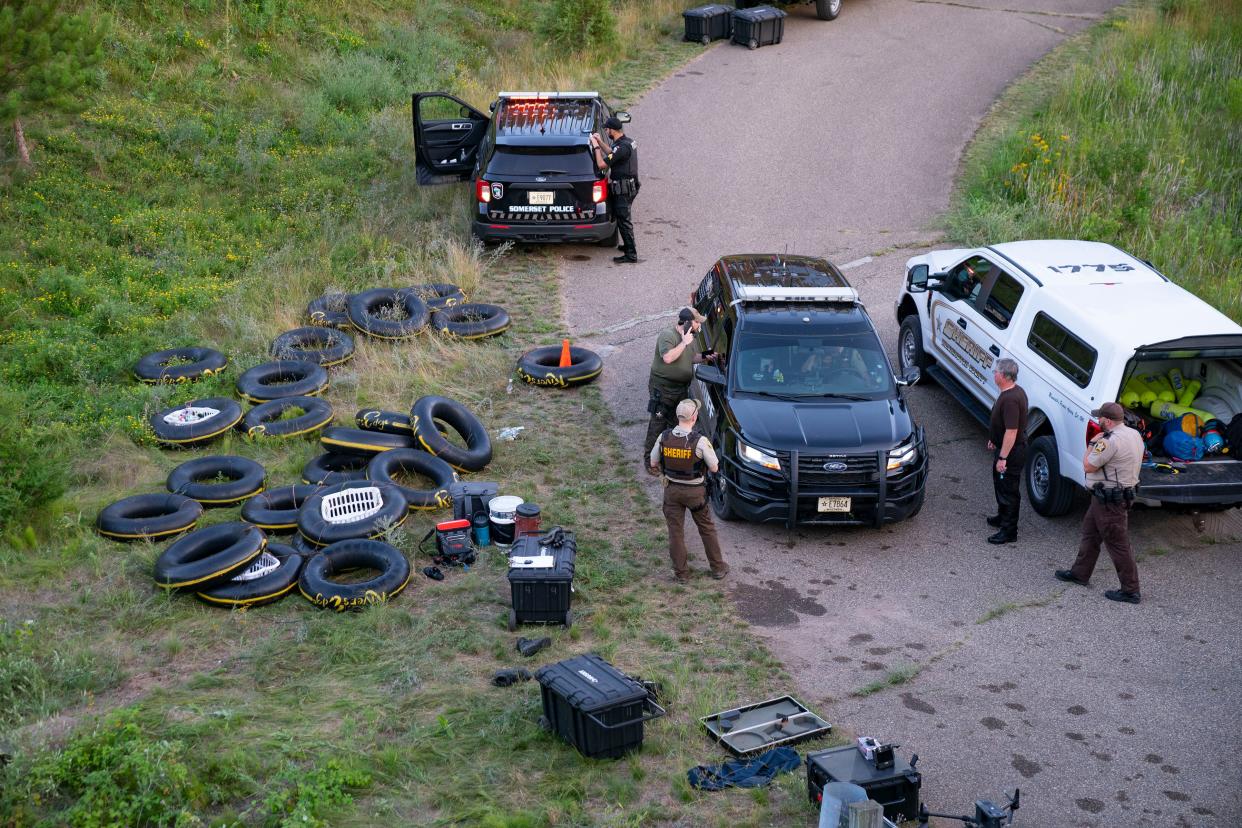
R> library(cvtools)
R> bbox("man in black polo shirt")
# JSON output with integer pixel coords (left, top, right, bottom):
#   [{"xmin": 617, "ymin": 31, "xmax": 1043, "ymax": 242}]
[{"xmin": 987, "ymin": 358, "xmax": 1028, "ymax": 544}]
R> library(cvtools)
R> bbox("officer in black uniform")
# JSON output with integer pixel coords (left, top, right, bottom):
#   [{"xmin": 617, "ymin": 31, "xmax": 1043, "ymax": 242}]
[{"xmin": 589, "ymin": 116, "xmax": 639, "ymax": 264}]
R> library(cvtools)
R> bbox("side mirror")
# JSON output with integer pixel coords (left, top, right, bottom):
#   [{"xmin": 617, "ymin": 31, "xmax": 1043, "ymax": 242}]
[
  {"xmin": 896, "ymin": 367, "xmax": 921, "ymax": 387},
  {"xmin": 488, "ymin": 100, "xmax": 498, "ymax": 112},
  {"xmin": 695, "ymin": 363, "xmax": 725, "ymax": 386},
  {"xmin": 616, "ymin": 111, "xmax": 632, "ymax": 124},
  {"xmin": 906, "ymin": 264, "xmax": 929, "ymax": 293}
]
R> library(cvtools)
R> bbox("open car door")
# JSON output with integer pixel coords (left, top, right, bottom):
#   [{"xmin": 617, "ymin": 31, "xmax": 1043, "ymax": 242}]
[{"xmin": 411, "ymin": 92, "xmax": 489, "ymax": 184}]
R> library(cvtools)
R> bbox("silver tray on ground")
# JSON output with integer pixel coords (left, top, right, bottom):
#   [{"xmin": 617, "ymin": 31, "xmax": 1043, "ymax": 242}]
[{"xmin": 700, "ymin": 695, "xmax": 832, "ymax": 756}]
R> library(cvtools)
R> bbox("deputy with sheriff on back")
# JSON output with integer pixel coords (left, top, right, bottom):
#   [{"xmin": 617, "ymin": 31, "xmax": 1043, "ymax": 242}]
[
  {"xmin": 649, "ymin": 399, "xmax": 729, "ymax": 584},
  {"xmin": 1055, "ymin": 401, "xmax": 1145, "ymax": 604}
]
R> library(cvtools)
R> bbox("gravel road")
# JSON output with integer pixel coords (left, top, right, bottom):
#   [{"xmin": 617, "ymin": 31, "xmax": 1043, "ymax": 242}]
[{"xmin": 557, "ymin": 2, "xmax": 1242, "ymax": 824}]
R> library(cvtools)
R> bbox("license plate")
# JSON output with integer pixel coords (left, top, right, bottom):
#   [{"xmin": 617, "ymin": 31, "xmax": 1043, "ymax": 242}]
[
  {"xmin": 817, "ymin": 496, "xmax": 851, "ymax": 513},
  {"xmin": 527, "ymin": 191, "xmax": 554, "ymax": 205}
]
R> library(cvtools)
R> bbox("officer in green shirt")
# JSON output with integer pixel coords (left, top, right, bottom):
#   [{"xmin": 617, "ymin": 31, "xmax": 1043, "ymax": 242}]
[{"xmin": 643, "ymin": 307, "xmax": 709, "ymax": 472}]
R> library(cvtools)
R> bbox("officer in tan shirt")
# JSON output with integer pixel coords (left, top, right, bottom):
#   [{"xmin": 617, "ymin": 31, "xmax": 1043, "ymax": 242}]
[{"xmin": 1056, "ymin": 402, "xmax": 1146, "ymax": 603}]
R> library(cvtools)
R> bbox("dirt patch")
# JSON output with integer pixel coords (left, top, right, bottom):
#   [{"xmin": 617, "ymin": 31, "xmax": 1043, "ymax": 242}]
[{"xmin": 732, "ymin": 580, "xmax": 826, "ymax": 627}]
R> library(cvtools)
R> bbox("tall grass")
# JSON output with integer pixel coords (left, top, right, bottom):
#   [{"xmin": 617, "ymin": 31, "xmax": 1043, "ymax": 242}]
[
  {"xmin": 0, "ymin": 0, "xmax": 691, "ymax": 537},
  {"xmin": 0, "ymin": 3, "xmax": 835, "ymax": 826},
  {"xmin": 947, "ymin": 0, "xmax": 1242, "ymax": 321}
]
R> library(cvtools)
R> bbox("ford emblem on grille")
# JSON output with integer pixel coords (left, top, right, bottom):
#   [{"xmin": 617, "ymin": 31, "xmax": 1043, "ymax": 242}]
[{"xmin": 824, "ymin": 462, "xmax": 848, "ymax": 472}]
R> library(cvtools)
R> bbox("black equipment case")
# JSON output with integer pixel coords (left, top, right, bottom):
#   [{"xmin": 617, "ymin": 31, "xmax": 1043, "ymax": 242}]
[
  {"xmin": 506, "ymin": 530, "xmax": 575, "ymax": 630},
  {"xmin": 534, "ymin": 653, "xmax": 666, "ymax": 759},
  {"xmin": 732, "ymin": 5, "xmax": 786, "ymax": 49},
  {"xmin": 449, "ymin": 480, "xmax": 497, "ymax": 522},
  {"xmin": 683, "ymin": 4, "xmax": 733, "ymax": 44},
  {"xmin": 806, "ymin": 744, "xmax": 922, "ymax": 821}
]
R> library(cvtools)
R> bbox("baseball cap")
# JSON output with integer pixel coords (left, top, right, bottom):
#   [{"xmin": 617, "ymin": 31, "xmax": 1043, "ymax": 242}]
[
  {"xmin": 675, "ymin": 399, "xmax": 700, "ymax": 420},
  {"xmin": 1091, "ymin": 402, "xmax": 1125, "ymax": 420},
  {"xmin": 677, "ymin": 307, "xmax": 705, "ymax": 324},
  {"xmin": 603, "ymin": 116, "xmax": 624, "ymax": 131}
]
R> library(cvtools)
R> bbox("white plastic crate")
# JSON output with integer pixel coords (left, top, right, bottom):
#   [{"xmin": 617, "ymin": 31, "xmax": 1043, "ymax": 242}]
[{"xmin": 320, "ymin": 486, "xmax": 384, "ymax": 525}]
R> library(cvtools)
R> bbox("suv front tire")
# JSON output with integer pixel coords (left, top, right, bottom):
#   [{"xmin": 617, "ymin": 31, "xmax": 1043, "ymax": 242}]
[{"xmin": 898, "ymin": 316, "xmax": 930, "ymax": 381}]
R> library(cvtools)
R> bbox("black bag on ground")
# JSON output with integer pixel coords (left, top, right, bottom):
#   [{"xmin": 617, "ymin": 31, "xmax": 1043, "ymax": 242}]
[{"xmin": 450, "ymin": 480, "xmax": 499, "ymax": 521}]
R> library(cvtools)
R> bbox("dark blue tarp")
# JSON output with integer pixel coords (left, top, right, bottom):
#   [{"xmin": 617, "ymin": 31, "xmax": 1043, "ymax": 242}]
[{"xmin": 687, "ymin": 746, "xmax": 802, "ymax": 791}]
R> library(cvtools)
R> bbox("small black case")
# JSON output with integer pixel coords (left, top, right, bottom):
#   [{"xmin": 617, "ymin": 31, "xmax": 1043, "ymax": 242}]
[{"xmin": 683, "ymin": 4, "xmax": 733, "ymax": 44}]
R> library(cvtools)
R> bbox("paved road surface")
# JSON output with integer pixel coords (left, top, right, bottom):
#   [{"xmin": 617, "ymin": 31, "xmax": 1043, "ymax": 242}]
[{"xmin": 557, "ymin": 1, "xmax": 1242, "ymax": 825}]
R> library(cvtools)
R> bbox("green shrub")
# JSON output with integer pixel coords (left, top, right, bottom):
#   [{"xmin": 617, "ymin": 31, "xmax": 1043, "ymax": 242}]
[
  {"xmin": 264, "ymin": 759, "xmax": 372, "ymax": 828},
  {"xmin": 537, "ymin": 0, "xmax": 618, "ymax": 53},
  {"xmin": 0, "ymin": 387, "xmax": 67, "ymax": 534},
  {"xmin": 19, "ymin": 714, "xmax": 201, "ymax": 827}
]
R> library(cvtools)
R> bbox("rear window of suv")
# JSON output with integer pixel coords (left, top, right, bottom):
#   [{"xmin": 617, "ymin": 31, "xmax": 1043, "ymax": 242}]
[
  {"xmin": 486, "ymin": 146, "xmax": 596, "ymax": 177},
  {"xmin": 1027, "ymin": 311, "xmax": 1097, "ymax": 387}
]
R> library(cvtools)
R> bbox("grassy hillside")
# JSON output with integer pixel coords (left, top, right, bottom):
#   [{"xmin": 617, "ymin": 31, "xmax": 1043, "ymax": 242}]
[
  {"xmin": 1, "ymin": 2, "xmax": 835, "ymax": 826},
  {"xmin": 0, "ymin": 0, "xmax": 690, "ymax": 537},
  {"xmin": 946, "ymin": 0, "xmax": 1242, "ymax": 321}
]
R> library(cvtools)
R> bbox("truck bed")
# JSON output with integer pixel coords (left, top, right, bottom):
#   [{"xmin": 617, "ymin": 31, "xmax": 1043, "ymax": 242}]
[{"xmin": 1139, "ymin": 458, "xmax": 1242, "ymax": 506}]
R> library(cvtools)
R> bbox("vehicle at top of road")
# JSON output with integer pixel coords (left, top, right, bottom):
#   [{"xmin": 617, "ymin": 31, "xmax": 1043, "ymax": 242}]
[
  {"xmin": 739, "ymin": 0, "xmax": 845, "ymax": 21},
  {"xmin": 689, "ymin": 254, "xmax": 928, "ymax": 528},
  {"xmin": 411, "ymin": 90, "xmax": 630, "ymax": 246},
  {"xmin": 895, "ymin": 239, "xmax": 1242, "ymax": 516}
]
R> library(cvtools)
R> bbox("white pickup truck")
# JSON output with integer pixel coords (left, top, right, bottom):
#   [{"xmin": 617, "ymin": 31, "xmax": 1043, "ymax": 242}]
[{"xmin": 894, "ymin": 239, "xmax": 1242, "ymax": 516}]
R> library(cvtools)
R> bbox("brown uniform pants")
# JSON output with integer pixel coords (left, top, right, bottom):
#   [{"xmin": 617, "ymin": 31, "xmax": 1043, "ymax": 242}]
[
  {"xmin": 662, "ymin": 482, "xmax": 727, "ymax": 579},
  {"xmin": 1069, "ymin": 497, "xmax": 1140, "ymax": 593}
]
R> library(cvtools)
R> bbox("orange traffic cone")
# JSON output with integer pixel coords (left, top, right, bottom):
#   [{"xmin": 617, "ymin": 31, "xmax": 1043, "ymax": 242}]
[{"xmin": 558, "ymin": 338, "xmax": 573, "ymax": 368}]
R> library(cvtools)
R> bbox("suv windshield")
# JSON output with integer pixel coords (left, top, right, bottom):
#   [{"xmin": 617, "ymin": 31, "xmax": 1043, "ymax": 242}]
[
  {"xmin": 487, "ymin": 145, "xmax": 596, "ymax": 177},
  {"xmin": 733, "ymin": 330, "xmax": 895, "ymax": 398}
]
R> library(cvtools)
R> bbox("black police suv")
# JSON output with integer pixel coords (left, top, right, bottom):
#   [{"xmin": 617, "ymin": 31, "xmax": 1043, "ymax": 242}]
[
  {"xmin": 689, "ymin": 255, "xmax": 928, "ymax": 527},
  {"xmin": 411, "ymin": 91, "xmax": 630, "ymax": 246}
]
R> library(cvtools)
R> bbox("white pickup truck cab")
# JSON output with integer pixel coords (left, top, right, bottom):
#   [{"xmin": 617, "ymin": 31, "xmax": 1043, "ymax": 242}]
[{"xmin": 895, "ymin": 239, "xmax": 1242, "ymax": 516}]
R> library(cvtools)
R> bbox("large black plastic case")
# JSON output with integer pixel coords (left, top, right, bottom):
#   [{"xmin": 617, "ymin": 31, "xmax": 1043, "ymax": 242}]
[
  {"xmin": 506, "ymin": 532, "xmax": 575, "ymax": 630},
  {"xmin": 806, "ymin": 745, "xmax": 922, "ymax": 822},
  {"xmin": 683, "ymin": 4, "xmax": 733, "ymax": 44},
  {"xmin": 534, "ymin": 654, "xmax": 665, "ymax": 759},
  {"xmin": 731, "ymin": 5, "xmax": 786, "ymax": 49}
]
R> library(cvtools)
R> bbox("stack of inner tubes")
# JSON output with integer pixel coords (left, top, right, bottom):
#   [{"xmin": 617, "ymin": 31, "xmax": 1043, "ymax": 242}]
[
  {"xmin": 134, "ymin": 347, "xmax": 228, "ymax": 384},
  {"xmin": 302, "ymin": 452, "xmax": 370, "ymax": 485},
  {"xmin": 150, "ymin": 397, "xmax": 243, "ymax": 447},
  {"xmin": 431, "ymin": 303, "xmax": 511, "ymax": 340},
  {"xmin": 298, "ymin": 538, "xmax": 411, "ymax": 611},
  {"xmin": 366, "ymin": 449, "xmax": 458, "ymax": 511},
  {"xmin": 347, "ymin": 288, "xmax": 429, "ymax": 340},
  {"xmin": 195, "ymin": 542, "xmax": 305, "ymax": 608},
  {"xmin": 167, "ymin": 456, "xmax": 266, "ymax": 507},
  {"xmin": 241, "ymin": 396, "xmax": 334, "ymax": 439},
  {"xmin": 297, "ymin": 480, "xmax": 408, "ymax": 547},
  {"xmin": 241, "ymin": 484, "xmax": 318, "ymax": 534},
  {"xmin": 236, "ymin": 360, "xmax": 330, "ymax": 403},
  {"xmin": 96, "ymin": 493, "xmax": 203, "ymax": 541},
  {"xmin": 320, "ymin": 426, "xmax": 415, "ymax": 457},
  {"xmin": 410, "ymin": 395, "xmax": 492, "ymax": 472},
  {"xmin": 270, "ymin": 327, "xmax": 355, "ymax": 367},
  {"xmin": 355, "ymin": 409, "xmax": 413, "ymax": 436},
  {"xmin": 516, "ymin": 345, "xmax": 603, "ymax": 388},
  {"xmin": 152, "ymin": 522, "xmax": 267, "ymax": 591}
]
